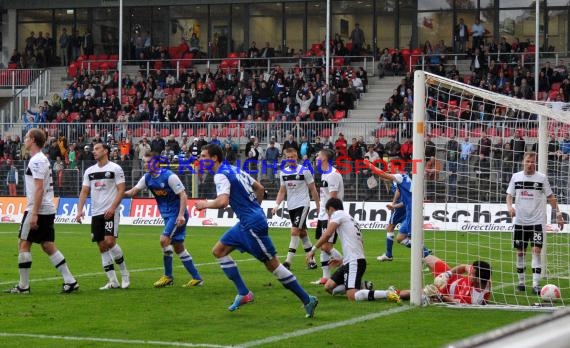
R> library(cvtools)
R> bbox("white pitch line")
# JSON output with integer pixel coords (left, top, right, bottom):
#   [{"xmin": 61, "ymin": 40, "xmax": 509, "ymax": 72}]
[
  {"xmin": 0, "ymin": 258, "xmax": 258, "ymax": 286},
  {"xmin": 235, "ymin": 306, "xmax": 413, "ymax": 347},
  {"xmin": 0, "ymin": 332, "xmax": 231, "ymax": 348}
]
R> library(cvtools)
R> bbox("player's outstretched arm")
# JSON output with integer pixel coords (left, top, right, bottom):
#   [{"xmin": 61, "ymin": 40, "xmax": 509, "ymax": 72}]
[
  {"xmin": 364, "ymin": 159, "xmax": 395, "ymax": 182},
  {"xmin": 196, "ymin": 194, "xmax": 229, "ymax": 210},
  {"xmin": 124, "ymin": 187, "xmax": 140, "ymax": 197}
]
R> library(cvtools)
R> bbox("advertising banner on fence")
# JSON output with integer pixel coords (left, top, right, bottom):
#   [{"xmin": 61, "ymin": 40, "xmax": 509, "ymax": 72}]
[
  {"xmin": 0, "ymin": 197, "xmax": 59, "ymax": 223},
  {"xmin": 54, "ymin": 197, "xmax": 133, "ymax": 224},
  {"xmin": 1, "ymin": 197, "xmax": 566, "ymax": 232}
]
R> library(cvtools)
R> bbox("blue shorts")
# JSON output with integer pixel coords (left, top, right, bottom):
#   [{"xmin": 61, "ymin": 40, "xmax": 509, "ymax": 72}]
[
  {"xmin": 220, "ymin": 223, "xmax": 277, "ymax": 263},
  {"xmin": 399, "ymin": 215, "xmax": 411, "ymax": 235},
  {"xmin": 389, "ymin": 207, "xmax": 406, "ymax": 226},
  {"xmin": 162, "ymin": 211, "xmax": 189, "ymax": 243}
]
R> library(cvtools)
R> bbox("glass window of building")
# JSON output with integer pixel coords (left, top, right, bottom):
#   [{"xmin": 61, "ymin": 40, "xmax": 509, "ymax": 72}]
[
  {"xmin": 249, "ymin": 3, "xmax": 283, "ymax": 60},
  {"xmin": 169, "ymin": 5, "xmax": 208, "ymax": 55},
  {"xmin": 547, "ymin": 8, "xmax": 568, "ymax": 52},
  {"xmin": 232, "ymin": 4, "xmax": 245, "ymax": 55},
  {"xmin": 307, "ymin": 1, "xmax": 327, "ymax": 55},
  {"xmin": 285, "ymin": 2, "xmax": 305, "ymax": 57},
  {"xmin": 210, "ymin": 5, "xmax": 231, "ymax": 59}
]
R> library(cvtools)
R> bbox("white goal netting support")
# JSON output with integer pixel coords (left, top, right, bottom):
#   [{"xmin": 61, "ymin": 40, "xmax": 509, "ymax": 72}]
[{"xmin": 410, "ymin": 70, "xmax": 570, "ymax": 309}]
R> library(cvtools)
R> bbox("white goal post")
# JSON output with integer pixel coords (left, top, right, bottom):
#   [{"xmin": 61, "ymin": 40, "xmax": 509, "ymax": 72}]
[{"xmin": 411, "ymin": 70, "xmax": 570, "ymax": 308}]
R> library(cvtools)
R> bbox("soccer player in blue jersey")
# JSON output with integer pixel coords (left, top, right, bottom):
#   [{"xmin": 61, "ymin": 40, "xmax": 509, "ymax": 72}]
[
  {"xmin": 377, "ymin": 184, "xmax": 406, "ymax": 261},
  {"xmin": 195, "ymin": 144, "xmax": 318, "ymax": 317},
  {"xmin": 366, "ymin": 160, "xmax": 431, "ymax": 258},
  {"xmin": 125, "ymin": 152, "xmax": 203, "ymax": 288}
]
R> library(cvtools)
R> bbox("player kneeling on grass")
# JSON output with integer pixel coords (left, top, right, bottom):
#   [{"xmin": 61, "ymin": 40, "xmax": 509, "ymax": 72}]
[
  {"xmin": 124, "ymin": 152, "xmax": 203, "ymax": 288},
  {"xmin": 307, "ymin": 197, "xmax": 400, "ymax": 303},
  {"xmin": 399, "ymin": 255, "xmax": 492, "ymax": 305}
]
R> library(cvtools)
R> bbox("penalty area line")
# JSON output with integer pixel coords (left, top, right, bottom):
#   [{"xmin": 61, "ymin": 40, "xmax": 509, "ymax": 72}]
[
  {"xmin": 235, "ymin": 305, "xmax": 412, "ymax": 348},
  {"xmin": 0, "ymin": 332, "xmax": 231, "ymax": 348}
]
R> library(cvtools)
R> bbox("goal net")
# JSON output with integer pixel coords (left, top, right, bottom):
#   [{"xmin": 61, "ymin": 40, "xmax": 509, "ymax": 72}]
[{"xmin": 410, "ymin": 70, "xmax": 569, "ymax": 309}]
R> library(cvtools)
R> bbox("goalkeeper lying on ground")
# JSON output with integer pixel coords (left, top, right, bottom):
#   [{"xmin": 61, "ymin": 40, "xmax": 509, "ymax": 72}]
[{"xmin": 398, "ymin": 255, "xmax": 492, "ymax": 305}]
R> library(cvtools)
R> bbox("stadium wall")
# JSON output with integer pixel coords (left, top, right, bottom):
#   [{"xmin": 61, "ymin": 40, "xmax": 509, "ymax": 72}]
[{"xmin": 0, "ymin": 196, "xmax": 567, "ymax": 232}]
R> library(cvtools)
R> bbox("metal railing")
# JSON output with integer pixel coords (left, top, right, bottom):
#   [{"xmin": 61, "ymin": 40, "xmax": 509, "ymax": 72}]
[
  {"xmin": 71, "ymin": 55, "xmax": 376, "ymax": 80},
  {"xmin": 0, "ymin": 68, "xmax": 51, "ymax": 130},
  {"xmin": 2, "ymin": 120, "xmax": 570, "ymax": 203},
  {"xmin": 409, "ymin": 51, "xmax": 570, "ymax": 73}
]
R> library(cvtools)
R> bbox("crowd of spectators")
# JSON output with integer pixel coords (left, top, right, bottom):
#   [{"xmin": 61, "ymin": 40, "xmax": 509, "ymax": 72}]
[
  {"xmin": 376, "ymin": 36, "xmax": 570, "ymax": 202},
  {"xmin": 20, "ymin": 55, "xmax": 368, "ymax": 129}
]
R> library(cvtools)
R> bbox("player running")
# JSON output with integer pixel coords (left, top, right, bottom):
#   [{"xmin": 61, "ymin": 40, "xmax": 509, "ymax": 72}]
[
  {"xmin": 125, "ymin": 152, "xmax": 203, "ymax": 288},
  {"xmin": 196, "ymin": 144, "xmax": 318, "ymax": 317},
  {"xmin": 272, "ymin": 147, "xmax": 320, "ymax": 270}
]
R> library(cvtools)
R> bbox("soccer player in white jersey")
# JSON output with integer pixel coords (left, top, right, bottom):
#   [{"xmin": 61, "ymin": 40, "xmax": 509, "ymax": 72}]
[
  {"xmin": 76, "ymin": 142, "xmax": 130, "ymax": 290},
  {"xmin": 5, "ymin": 128, "xmax": 79, "ymax": 294},
  {"xmin": 311, "ymin": 149, "xmax": 344, "ymax": 285},
  {"xmin": 307, "ymin": 197, "xmax": 400, "ymax": 303},
  {"xmin": 272, "ymin": 148, "xmax": 320, "ymax": 270},
  {"xmin": 506, "ymin": 151, "xmax": 564, "ymax": 295}
]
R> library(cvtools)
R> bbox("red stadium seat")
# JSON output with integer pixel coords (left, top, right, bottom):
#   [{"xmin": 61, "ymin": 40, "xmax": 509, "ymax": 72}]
[
  {"xmin": 334, "ymin": 110, "xmax": 345, "ymax": 120},
  {"xmin": 430, "ymin": 128, "xmax": 442, "ymax": 137},
  {"xmin": 218, "ymin": 127, "xmax": 230, "ymax": 137},
  {"xmin": 160, "ymin": 128, "xmax": 171, "ymax": 137},
  {"xmin": 133, "ymin": 127, "xmax": 145, "ymax": 137},
  {"xmin": 320, "ymin": 128, "xmax": 332, "ymax": 138},
  {"xmin": 471, "ymin": 127, "xmax": 482, "ymax": 138},
  {"xmin": 527, "ymin": 128, "xmax": 538, "ymax": 138},
  {"xmin": 232, "ymin": 127, "xmax": 245, "ymax": 137},
  {"xmin": 458, "ymin": 128, "xmax": 467, "ymax": 138}
]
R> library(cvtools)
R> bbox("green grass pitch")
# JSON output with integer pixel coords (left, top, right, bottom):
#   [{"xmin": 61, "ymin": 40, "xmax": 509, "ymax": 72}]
[{"xmin": 0, "ymin": 224, "xmax": 547, "ymax": 347}]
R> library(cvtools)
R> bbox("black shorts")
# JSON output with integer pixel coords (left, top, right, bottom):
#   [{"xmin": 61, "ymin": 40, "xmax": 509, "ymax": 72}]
[
  {"xmin": 315, "ymin": 219, "xmax": 338, "ymax": 244},
  {"xmin": 18, "ymin": 211, "xmax": 55, "ymax": 244},
  {"xmin": 91, "ymin": 214, "xmax": 120, "ymax": 242},
  {"xmin": 288, "ymin": 206, "xmax": 309, "ymax": 229},
  {"xmin": 513, "ymin": 224, "xmax": 543, "ymax": 249},
  {"xmin": 330, "ymin": 259, "xmax": 367, "ymax": 289}
]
